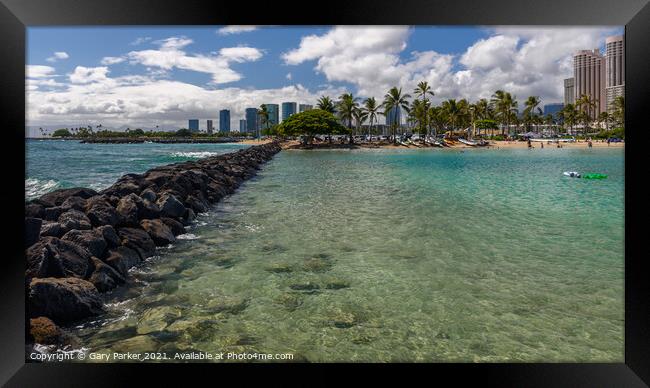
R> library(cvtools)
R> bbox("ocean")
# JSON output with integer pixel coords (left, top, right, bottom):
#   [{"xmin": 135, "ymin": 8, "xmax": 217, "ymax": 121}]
[{"xmin": 26, "ymin": 140, "xmax": 625, "ymax": 362}]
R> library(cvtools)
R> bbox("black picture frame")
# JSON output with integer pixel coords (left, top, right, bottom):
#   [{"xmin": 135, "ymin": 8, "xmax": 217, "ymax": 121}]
[{"xmin": 1, "ymin": 0, "xmax": 648, "ymax": 386}]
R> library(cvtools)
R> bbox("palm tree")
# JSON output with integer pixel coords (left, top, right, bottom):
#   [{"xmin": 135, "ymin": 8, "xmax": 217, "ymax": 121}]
[
  {"xmin": 363, "ymin": 97, "xmax": 379, "ymax": 137},
  {"xmin": 575, "ymin": 94, "xmax": 598, "ymax": 135},
  {"xmin": 441, "ymin": 99, "xmax": 462, "ymax": 134},
  {"xmin": 491, "ymin": 90, "xmax": 518, "ymax": 136},
  {"xmin": 352, "ymin": 107, "xmax": 368, "ymax": 137},
  {"xmin": 523, "ymin": 96, "xmax": 541, "ymax": 133},
  {"xmin": 428, "ymin": 106, "xmax": 445, "ymax": 138},
  {"xmin": 409, "ymin": 99, "xmax": 430, "ymax": 138},
  {"xmin": 337, "ymin": 93, "xmax": 359, "ymax": 144},
  {"xmin": 598, "ymin": 111, "xmax": 610, "ymax": 131},
  {"xmin": 382, "ymin": 87, "xmax": 411, "ymax": 144},
  {"xmin": 257, "ymin": 104, "xmax": 270, "ymax": 139},
  {"xmin": 316, "ymin": 96, "xmax": 336, "ymax": 114},
  {"xmin": 413, "ymin": 81, "xmax": 435, "ymax": 135},
  {"xmin": 559, "ymin": 103, "xmax": 578, "ymax": 135},
  {"xmin": 472, "ymin": 98, "xmax": 490, "ymax": 136},
  {"xmin": 612, "ymin": 96, "xmax": 624, "ymax": 128}
]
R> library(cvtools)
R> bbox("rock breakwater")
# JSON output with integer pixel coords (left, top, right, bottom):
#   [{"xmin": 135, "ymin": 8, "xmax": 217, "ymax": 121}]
[{"xmin": 24, "ymin": 141, "xmax": 282, "ymax": 343}]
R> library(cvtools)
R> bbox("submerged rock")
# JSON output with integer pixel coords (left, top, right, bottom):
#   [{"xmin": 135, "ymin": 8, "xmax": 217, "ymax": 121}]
[
  {"xmin": 137, "ymin": 306, "xmax": 183, "ymax": 334},
  {"xmin": 289, "ymin": 282, "xmax": 320, "ymax": 292},
  {"xmin": 324, "ymin": 279, "xmax": 350, "ymax": 290},
  {"xmin": 302, "ymin": 257, "xmax": 332, "ymax": 273},
  {"xmin": 206, "ymin": 296, "xmax": 249, "ymax": 314},
  {"xmin": 274, "ymin": 293, "xmax": 303, "ymax": 311},
  {"xmin": 264, "ymin": 262, "xmax": 294, "ymax": 273}
]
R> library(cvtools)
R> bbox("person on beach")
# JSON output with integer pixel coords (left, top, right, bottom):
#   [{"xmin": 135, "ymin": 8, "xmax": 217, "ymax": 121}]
[
  {"xmin": 607, "ymin": 138, "xmax": 611, "ymax": 146},
  {"xmin": 527, "ymin": 139, "xmax": 532, "ymax": 148},
  {"xmin": 541, "ymin": 142, "xmax": 544, "ymax": 149}
]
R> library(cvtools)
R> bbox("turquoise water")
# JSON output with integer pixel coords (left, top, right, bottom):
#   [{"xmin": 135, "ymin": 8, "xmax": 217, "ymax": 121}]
[
  {"xmin": 25, "ymin": 139, "xmax": 249, "ymax": 200},
  {"xmin": 28, "ymin": 142, "xmax": 624, "ymax": 362}
]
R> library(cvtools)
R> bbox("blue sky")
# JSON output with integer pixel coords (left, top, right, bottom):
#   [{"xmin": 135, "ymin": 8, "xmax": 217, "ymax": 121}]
[{"xmin": 26, "ymin": 25, "xmax": 622, "ymax": 131}]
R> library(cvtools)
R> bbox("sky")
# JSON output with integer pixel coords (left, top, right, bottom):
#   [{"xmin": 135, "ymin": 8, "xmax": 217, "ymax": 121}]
[{"xmin": 26, "ymin": 25, "xmax": 623, "ymax": 133}]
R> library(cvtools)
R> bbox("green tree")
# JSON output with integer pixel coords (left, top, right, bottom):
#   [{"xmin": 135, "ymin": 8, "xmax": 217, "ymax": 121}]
[
  {"xmin": 612, "ymin": 96, "xmax": 624, "ymax": 128},
  {"xmin": 276, "ymin": 109, "xmax": 346, "ymax": 145},
  {"xmin": 413, "ymin": 81, "xmax": 435, "ymax": 134},
  {"xmin": 382, "ymin": 87, "xmax": 411, "ymax": 144},
  {"xmin": 575, "ymin": 94, "xmax": 598, "ymax": 135},
  {"xmin": 491, "ymin": 90, "xmax": 518, "ymax": 136},
  {"xmin": 336, "ymin": 93, "xmax": 359, "ymax": 144},
  {"xmin": 523, "ymin": 96, "xmax": 541, "ymax": 132},
  {"xmin": 257, "ymin": 104, "xmax": 270, "ymax": 139},
  {"xmin": 363, "ymin": 97, "xmax": 380, "ymax": 136},
  {"xmin": 52, "ymin": 129, "xmax": 72, "ymax": 137},
  {"xmin": 316, "ymin": 96, "xmax": 336, "ymax": 114},
  {"xmin": 175, "ymin": 128, "xmax": 193, "ymax": 137}
]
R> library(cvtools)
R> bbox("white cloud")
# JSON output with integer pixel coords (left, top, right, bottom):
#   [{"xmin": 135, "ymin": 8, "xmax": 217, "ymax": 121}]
[
  {"xmin": 126, "ymin": 36, "xmax": 263, "ymax": 84},
  {"xmin": 26, "ymin": 65, "xmax": 56, "ymax": 78},
  {"xmin": 69, "ymin": 66, "xmax": 110, "ymax": 84},
  {"xmin": 217, "ymin": 26, "xmax": 257, "ymax": 35},
  {"xmin": 130, "ymin": 37, "xmax": 152, "ymax": 46},
  {"xmin": 100, "ymin": 56, "xmax": 125, "ymax": 65},
  {"xmin": 46, "ymin": 51, "xmax": 69, "ymax": 63}
]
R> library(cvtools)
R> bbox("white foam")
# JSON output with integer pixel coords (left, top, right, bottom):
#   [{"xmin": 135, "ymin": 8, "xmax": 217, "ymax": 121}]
[
  {"xmin": 25, "ymin": 178, "xmax": 60, "ymax": 199},
  {"xmin": 170, "ymin": 151, "xmax": 220, "ymax": 159},
  {"xmin": 176, "ymin": 233, "xmax": 200, "ymax": 240}
]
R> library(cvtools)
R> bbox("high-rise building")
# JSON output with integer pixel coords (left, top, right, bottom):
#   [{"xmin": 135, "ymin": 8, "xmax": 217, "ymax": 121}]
[
  {"xmin": 543, "ymin": 103, "xmax": 564, "ymax": 117},
  {"xmin": 282, "ymin": 102, "xmax": 297, "ymax": 121},
  {"xmin": 564, "ymin": 78, "xmax": 575, "ymax": 106},
  {"xmin": 573, "ymin": 49, "xmax": 606, "ymax": 118},
  {"xmin": 299, "ymin": 104, "xmax": 313, "ymax": 112},
  {"xmin": 188, "ymin": 119, "xmax": 199, "ymax": 132},
  {"xmin": 605, "ymin": 35, "xmax": 624, "ymax": 113},
  {"xmin": 219, "ymin": 110, "xmax": 230, "ymax": 132},
  {"xmin": 385, "ymin": 107, "xmax": 401, "ymax": 126},
  {"xmin": 206, "ymin": 120, "xmax": 213, "ymax": 135},
  {"xmin": 245, "ymin": 108, "xmax": 258, "ymax": 133},
  {"xmin": 266, "ymin": 104, "xmax": 279, "ymax": 126},
  {"xmin": 239, "ymin": 119, "xmax": 247, "ymax": 132}
]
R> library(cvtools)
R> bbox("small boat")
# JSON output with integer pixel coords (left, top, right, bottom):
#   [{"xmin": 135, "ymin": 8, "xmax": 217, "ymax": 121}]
[
  {"xmin": 563, "ymin": 171, "xmax": 581, "ymax": 178},
  {"xmin": 458, "ymin": 138, "xmax": 478, "ymax": 146}
]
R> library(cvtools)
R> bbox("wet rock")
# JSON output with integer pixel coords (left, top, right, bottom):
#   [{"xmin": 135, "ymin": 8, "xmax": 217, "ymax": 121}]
[
  {"xmin": 28, "ymin": 277, "xmax": 104, "ymax": 324},
  {"xmin": 181, "ymin": 208, "xmax": 196, "ymax": 225},
  {"xmin": 157, "ymin": 193, "xmax": 186, "ymax": 219},
  {"xmin": 116, "ymin": 194, "xmax": 141, "ymax": 226},
  {"xmin": 43, "ymin": 206, "xmax": 64, "ymax": 221},
  {"xmin": 40, "ymin": 222, "xmax": 64, "ymax": 238},
  {"xmin": 25, "ymin": 237, "xmax": 93, "ymax": 279},
  {"xmin": 105, "ymin": 246, "xmax": 141, "ymax": 277},
  {"xmin": 57, "ymin": 209, "xmax": 92, "ymax": 232},
  {"xmin": 139, "ymin": 199, "xmax": 161, "ymax": 219},
  {"xmin": 140, "ymin": 188, "xmax": 157, "ymax": 202},
  {"xmin": 117, "ymin": 227, "xmax": 156, "ymax": 260},
  {"xmin": 29, "ymin": 316, "xmax": 63, "ymax": 345},
  {"xmin": 137, "ymin": 306, "xmax": 182, "ymax": 334},
  {"xmin": 113, "ymin": 335, "xmax": 159, "ymax": 353},
  {"xmin": 184, "ymin": 195, "xmax": 209, "ymax": 213},
  {"xmin": 88, "ymin": 256, "xmax": 125, "ymax": 292},
  {"xmin": 161, "ymin": 217, "xmax": 186, "ymax": 236},
  {"xmin": 39, "ymin": 187, "xmax": 98, "ymax": 207},
  {"xmin": 140, "ymin": 219, "xmax": 175, "ymax": 246},
  {"xmin": 62, "ymin": 229, "xmax": 107, "ymax": 258},
  {"xmin": 26, "ymin": 217, "xmax": 42, "ymax": 248},
  {"xmin": 60, "ymin": 196, "xmax": 87, "ymax": 212},
  {"xmin": 96, "ymin": 225, "xmax": 120, "ymax": 248},
  {"xmin": 25, "ymin": 203, "xmax": 45, "ymax": 219},
  {"xmin": 85, "ymin": 196, "xmax": 121, "ymax": 227}
]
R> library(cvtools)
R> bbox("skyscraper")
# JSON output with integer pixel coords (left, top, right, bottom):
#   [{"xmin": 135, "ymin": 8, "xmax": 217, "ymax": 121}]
[
  {"xmin": 282, "ymin": 102, "xmax": 297, "ymax": 121},
  {"xmin": 385, "ymin": 107, "xmax": 401, "ymax": 126},
  {"xmin": 573, "ymin": 49, "xmax": 606, "ymax": 118},
  {"xmin": 245, "ymin": 108, "xmax": 258, "ymax": 133},
  {"xmin": 299, "ymin": 104, "xmax": 313, "ymax": 112},
  {"xmin": 564, "ymin": 78, "xmax": 575, "ymax": 106},
  {"xmin": 266, "ymin": 104, "xmax": 279, "ymax": 126},
  {"xmin": 219, "ymin": 110, "xmax": 230, "ymax": 132},
  {"xmin": 239, "ymin": 119, "xmax": 247, "ymax": 132},
  {"xmin": 188, "ymin": 119, "xmax": 199, "ymax": 132},
  {"xmin": 206, "ymin": 120, "xmax": 213, "ymax": 135},
  {"xmin": 605, "ymin": 35, "xmax": 624, "ymax": 113}
]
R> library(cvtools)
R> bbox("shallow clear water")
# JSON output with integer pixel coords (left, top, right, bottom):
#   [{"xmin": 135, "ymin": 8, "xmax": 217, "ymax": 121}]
[
  {"xmin": 25, "ymin": 139, "xmax": 249, "ymax": 200},
  {"xmin": 33, "ymin": 144, "xmax": 625, "ymax": 362}
]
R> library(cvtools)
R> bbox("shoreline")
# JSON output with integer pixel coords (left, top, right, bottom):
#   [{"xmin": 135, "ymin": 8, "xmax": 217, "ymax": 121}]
[
  {"xmin": 280, "ymin": 139, "xmax": 624, "ymax": 150},
  {"xmin": 25, "ymin": 141, "xmax": 282, "ymax": 348}
]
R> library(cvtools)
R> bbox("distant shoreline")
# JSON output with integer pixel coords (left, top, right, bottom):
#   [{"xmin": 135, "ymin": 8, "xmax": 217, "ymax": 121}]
[{"xmin": 281, "ymin": 139, "xmax": 625, "ymax": 150}]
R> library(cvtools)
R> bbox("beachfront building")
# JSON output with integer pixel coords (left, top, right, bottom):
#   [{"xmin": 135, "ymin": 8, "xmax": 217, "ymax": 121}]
[
  {"xmin": 605, "ymin": 35, "xmax": 625, "ymax": 113},
  {"xmin": 219, "ymin": 110, "xmax": 230, "ymax": 133},
  {"xmin": 299, "ymin": 104, "xmax": 313, "ymax": 112},
  {"xmin": 385, "ymin": 107, "xmax": 401, "ymax": 127},
  {"xmin": 573, "ymin": 49, "xmax": 606, "ymax": 118},
  {"xmin": 282, "ymin": 102, "xmax": 297, "ymax": 121},
  {"xmin": 266, "ymin": 104, "xmax": 280, "ymax": 126},
  {"xmin": 564, "ymin": 78, "xmax": 575, "ymax": 106},
  {"xmin": 245, "ymin": 108, "xmax": 258, "ymax": 133},
  {"xmin": 239, "ymin": 119, "xmax": 247, "ymax": 132},
  {"xmin": 188, "ymin": 119, "xmax": 199, "ymax": 132},
  {"xmin": 543, "ymin": 103, "xmax": 564, "ymax": 117},
  {"xmin": 206, "ymin": 120, "xmax": 213, "ymax": 135}
]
